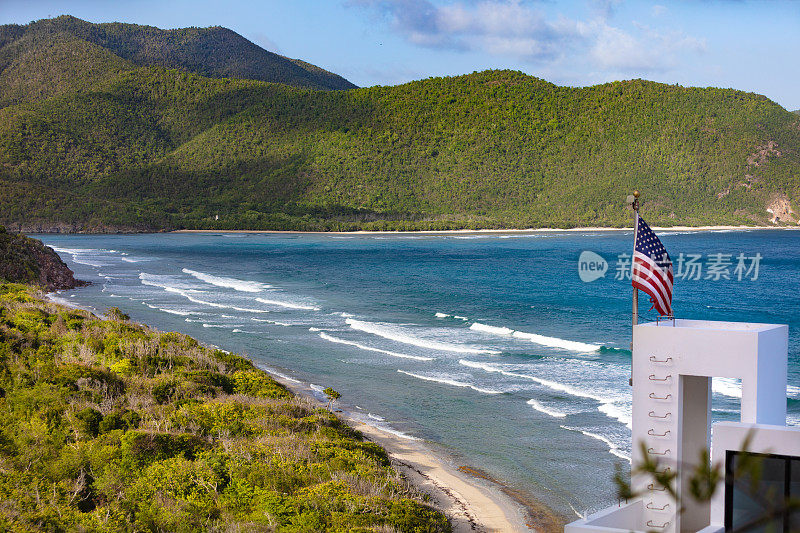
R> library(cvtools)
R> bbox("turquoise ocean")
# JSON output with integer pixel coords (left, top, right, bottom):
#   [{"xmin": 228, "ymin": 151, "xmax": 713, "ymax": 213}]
[{"xmin": 36, "ymin": 230, "xmax": 800, "ymax": 518}]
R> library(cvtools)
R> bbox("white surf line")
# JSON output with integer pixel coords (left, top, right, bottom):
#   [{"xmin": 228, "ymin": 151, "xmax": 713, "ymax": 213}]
[
  {"xmin": 319, "ymin": 332, "xmax": 433, "ymax": 361},
  {"xmin": 527, "ymin": 399, "xmax": 567, "ymax": 418},
  {"xmin": 470, "ymin": 322, "xmax": 600, "ymax": 352},
  {"xmin": 255, "ymin": 297, "xmax": 319, "ymax": 311},
  {"xmin": 163, "ymin": 287, "xmax": 271, "ymax": 313},
  {"xmin": 459, "ymin": 359, "xmax": 631, "ymax": 427},
  {"xmin": 347, "ymin": 318, "xmax": 499, "ymax": 355},
  {"xmin": 259, "ymin": 365, "xmax": 302, "ymax": 384},
  {"xmin": 561, "ymin": 425, "xmax": 631, "ymax": 462},
  {"xmin": 182, "ymin": 268, "xmax": 270, "ymax": 292},
  {"xmin": 397, "ymin": 370, "xmax": 504, "ymax": 395}
]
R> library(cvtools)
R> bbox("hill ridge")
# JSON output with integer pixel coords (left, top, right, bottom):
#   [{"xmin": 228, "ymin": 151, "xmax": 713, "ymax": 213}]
[
  {"xmin": 0, "ymin": 20, "xmax": 797, "ymax": 231},
  {"xmin": 0, "ymin": 15, "xmax": 356, "ymax": 97}
]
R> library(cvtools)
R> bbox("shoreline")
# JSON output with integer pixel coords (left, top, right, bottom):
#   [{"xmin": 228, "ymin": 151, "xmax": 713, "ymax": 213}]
[
  {"xmin": 265, "ymin": 366, "xmax": 565, "ymax": 533},
  {"xmin": 173, "ymin": 225, "xmax": 797, "ymax": 235},
  {"xmin": 45, "ymin": 292, "xmax": 565, "ymax": 533}
]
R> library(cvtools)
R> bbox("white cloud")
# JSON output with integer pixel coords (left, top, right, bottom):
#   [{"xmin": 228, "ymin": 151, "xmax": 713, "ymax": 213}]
[
  {"xmin": 350, "ymin": 0, "xmax": 706, "ymax": 74},
  {"xmin": 651, "ymin": 5, "xmax": 667, "ymax": 17}
]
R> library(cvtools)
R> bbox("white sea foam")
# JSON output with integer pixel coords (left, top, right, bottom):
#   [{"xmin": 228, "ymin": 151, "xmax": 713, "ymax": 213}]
[
  {"xmin": 352, "ymin": 413, "xmax": 421, "ymax": 441},
  {"xmin": 202, "ymin": 323, "xmax": 227, "ymax": 328},
  {"xmin": 470, "ymin": 322, "xmax": 514, "ymax": 335},
  {"xmin": 469, "ymin": 322, "xmax": 600, "ymax": 352},
  {"xmin": 182, "ymin": 268, "xmax": 269, "ymax": 292},
  {"xmin": 561, "ymin": 426, "xmax": 631, "ymax": 462},
  {"xmin": 255, "ymin": 297, "xmax": 318, "ymax": 311},
  {"xmin": 512, "ymin": 330, "xmax": 600, "ymax": 352},
  {"xmin": 598, "ymin": 402, "xmax": 633, "ymax": 429},
  {"xmin": 397, "ymin": 370, "xmax": 503, "ymax": 394},
  {"xmin": 435, "ymin": 312, "xmax": 450, "ymax": 318},
  {"xmin": 458, "ymin": 360, "xmax": 599, "ymax": 399},
  {"xmin": 713, "ymin": 377, "xmax": 742, "ymax": 398},
  {"xmin": 527, "ymin": 399, "xmax": 567, "ymax": 418},
  {"xmin": 308, "ymin": 327, "xmax": 321, "ymax": 331},
  {"xmin": 714, "ymin": 379, "xmax": 800, "ymax": 401},
  {"xmin": 51, "ymin": 246, "xmax": 118, "ymax": 267},
  {"xmin": 453, "ymin": 316, "xmax": 469, "ymax": 321},
  {"xmin": 143, "ymin": 303, "xmax": 194, "ymax": 316},
  {"xmin": 162, "ymin": 286, "xmax": 271, "ymax": 313},
  {"xmin": 318, "ymin": 332, "xmax": 433, "ymax": 361},
  {"xmin": 347, "ymin": 319, "xmax": 499, "ymax": 354},
  {"xmin": 51, "ymin": 246, "xmax": 96, "ymax": 254},
  {"xmin": 139, "ymin": 272, "xmax": 202, "ymax": 291},
  {"xmin": 260, "ymin": 366, "xmax": 301, "ymax": 383},
  {"xmin": 459, "ymin": 359, "xmax": 631, "ymax": 426}
]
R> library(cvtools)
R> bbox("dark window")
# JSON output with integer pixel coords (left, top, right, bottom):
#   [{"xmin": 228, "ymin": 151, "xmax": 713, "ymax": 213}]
[{"xmin": 725, "ymin": 451, "xmax": 800, "ymax": 532}]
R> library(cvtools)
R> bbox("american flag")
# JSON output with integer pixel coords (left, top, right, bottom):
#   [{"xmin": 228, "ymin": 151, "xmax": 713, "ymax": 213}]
[{"xmin": 632, "ymin": 214, "xmax": 673, "ymax": 317}]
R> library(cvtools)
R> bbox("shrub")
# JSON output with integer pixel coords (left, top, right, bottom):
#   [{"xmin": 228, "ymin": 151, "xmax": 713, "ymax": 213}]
[
  {"xmin": 121, "ymin": 431, "xmax": 210, "ymax": 466},
  {"xmin": 106, "ymin": 307, "xmax": 130, "ymax": 321},
  {"xmin": 152, "ymin": 380, "xmax": 177, "ymax": 404},
  {"xmin": 109, "ymin": 357, "xmax": 134, "ymax": 375},
  {"xmin": 182, "ymin": 370, "xmax": 234, "ymax": 394},
  {"xmin": 75, "ymin": 407, "xmax": 103, "ymax": 437},
  {"xmin": 232, "ymin": 370, "xmax": 291, "ymax": 399},
  {"xmin": 98, "ymin": 409, "xmax": 140, "ymax": 433},
  {"xmin": 211, "ymin": 349, "xmax": 255, "ymax": 372}
]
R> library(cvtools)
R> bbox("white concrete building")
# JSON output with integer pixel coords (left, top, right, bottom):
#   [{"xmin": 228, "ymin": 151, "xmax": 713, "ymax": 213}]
[{"xmin": 566, "ymin": 319, "xmax": 798, "ymax": 533}]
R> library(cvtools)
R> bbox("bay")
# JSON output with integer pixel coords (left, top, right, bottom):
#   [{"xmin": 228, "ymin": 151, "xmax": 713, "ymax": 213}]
[{"xmin": 36, "ymin": 230, "xmax": 800, "ymax": 518}]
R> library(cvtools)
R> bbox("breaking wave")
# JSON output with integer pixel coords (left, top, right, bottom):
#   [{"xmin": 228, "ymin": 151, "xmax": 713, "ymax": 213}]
[
  {"xmin": 470, "ymin": 322, "xmax": 600, "ymax": 352},
  {"xmin": 527, "ymin": 399, "xmax": 567, "ymax": 418},
  {"xmin": 459, "ymin": 359, "xmax": 630, "ymax": 426},
  {"xmin": 561, "ymin": 426, "xmax": 631, "ymax": 462},
  {"xmin": 255, "ymin": 297, "xmax": 318, "ymax": 311},
  {"xmin": 346, "ymin": 319, "xmax": 499, "ymax": 354},
  {"xmin": 397, "ymin": 370, "xmax": 504, "ymax": 394},
  {"xmin": 318, "ymin": 332, "xmax": 433, "ymax": 361},
  {"xmin": 182, "ymin": 268, "xmax": 269, "ymax": 292}
]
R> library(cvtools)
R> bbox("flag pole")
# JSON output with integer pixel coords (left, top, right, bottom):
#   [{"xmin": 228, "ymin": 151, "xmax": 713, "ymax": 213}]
[{"xmin": 630, "ymin": 190, "xmax": 640, "ymax": 386}]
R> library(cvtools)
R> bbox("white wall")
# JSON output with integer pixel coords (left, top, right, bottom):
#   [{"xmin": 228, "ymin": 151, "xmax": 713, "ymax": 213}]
[
  {"xmin": 631, "ymin": 320, "xmax": 787, "ymax": 533},
  {"xmin": 565, "ymin": 319, "xmax": 788, "ymax": 533},
  {"xmin": 709, "ymin": 422, "xmax": 800, "ymax": 528}
]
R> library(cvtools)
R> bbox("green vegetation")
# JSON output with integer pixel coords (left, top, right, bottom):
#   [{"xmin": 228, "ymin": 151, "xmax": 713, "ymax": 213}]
[
  {"xmin": 0, "ymin": 225, "xmax": 82, "ymax": 290},
  {"xmin": 0, "ymin": 15, "xmax": 354, "ymax": 106},
  {"xmin": 324, "ymin": 388, "xmax": 341, "ymax": 411},
  {"xmin": 1, "ymin": 18, "xmax": 798, "ymax": 231},
  {"xmin": 0, "ymin": 283, "xmax": 450, "ymax": 531}
]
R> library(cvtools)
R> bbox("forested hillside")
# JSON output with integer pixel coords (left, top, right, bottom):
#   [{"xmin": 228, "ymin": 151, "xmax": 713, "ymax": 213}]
[
  {"xmin": 0, "ymin": 16, "xmax": 355, "ymax": 107},
  {"xmin": 1, "ymin": 19, "xmax": 798, "ymax": 231}
]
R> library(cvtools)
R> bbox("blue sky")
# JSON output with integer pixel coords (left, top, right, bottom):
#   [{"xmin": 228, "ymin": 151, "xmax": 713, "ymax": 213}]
[{"xmin": 3, "ymin": 1, "xmax": 799, "ymax": 110}]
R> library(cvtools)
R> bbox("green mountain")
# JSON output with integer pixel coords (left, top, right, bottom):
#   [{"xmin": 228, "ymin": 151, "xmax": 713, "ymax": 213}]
[
  {"xmin": 0, "ymin": 15, "xmax": 355, "ymax": 108},
  {"xmin": 1, "ymin": 19, "xmax": 798, "ymax": 231}
]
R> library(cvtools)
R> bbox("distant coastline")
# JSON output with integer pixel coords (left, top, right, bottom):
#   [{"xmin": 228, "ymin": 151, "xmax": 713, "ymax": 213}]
[{"xmin": 173, "ymin": 225, "xmax": 799, "ymax": 235}]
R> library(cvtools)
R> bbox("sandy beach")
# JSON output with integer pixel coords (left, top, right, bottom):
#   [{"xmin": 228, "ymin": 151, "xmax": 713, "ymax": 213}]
[
  {"xmin": 268, "ymin": 371, "xmax": 565, "ymax": 533},
  {"xmin": 174, "ymin": 225, "xmax": 796, "ymax": 235}
]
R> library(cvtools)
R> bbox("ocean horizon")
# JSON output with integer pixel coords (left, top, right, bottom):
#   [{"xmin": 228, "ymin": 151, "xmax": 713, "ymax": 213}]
[{"xmin": 37, "ymin": 230, "xmax": 800, "ymax": 518}]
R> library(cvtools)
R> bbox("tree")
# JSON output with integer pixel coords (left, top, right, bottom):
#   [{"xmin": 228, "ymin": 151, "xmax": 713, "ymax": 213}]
[{"xmin": 323, "ymin": 387, "xmax": 341, "ymax": 411}]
